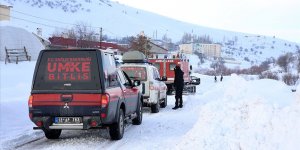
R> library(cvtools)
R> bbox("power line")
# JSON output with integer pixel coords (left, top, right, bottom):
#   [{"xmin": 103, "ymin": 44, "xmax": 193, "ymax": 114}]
[
  {"xmin": 11, "ymin": 9, "xmax": 76, "ymax": 26},
  {"xmin": 10, "ymin": 9, "xmax": 118, "ymax": 36},
  {"xmin": 9, "ymin": 9, "xmax": 181, "ymax": 38},
  {"xmin": 0, "ymin": 14, "xmax": 67, "ymax": 30},
  {"xmin": 5, "ymin": 9, "xmax": 182, "ymax": 40}
]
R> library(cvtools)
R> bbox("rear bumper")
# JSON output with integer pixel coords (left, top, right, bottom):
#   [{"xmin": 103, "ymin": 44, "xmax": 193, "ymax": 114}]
[
  {"xmin": 32, "ymin": 116, "xmax": 102, "ymax": 130},
  {"xmin": 142, "ymin": 95, "xmax": 158, "ymax": 105}
]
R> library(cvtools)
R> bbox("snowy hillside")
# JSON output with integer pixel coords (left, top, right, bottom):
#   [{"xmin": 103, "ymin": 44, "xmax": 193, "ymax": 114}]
[
  {"xmin": 1, "ymin": 62, "xmax": 300, "ymax": 150},
  {"xmin": 1, "ymin": 0, "xmax": 298, "ymax": 68},
  {"xmin": 221, "ymin": 35, "xmax": 299, "ymax": 68}
]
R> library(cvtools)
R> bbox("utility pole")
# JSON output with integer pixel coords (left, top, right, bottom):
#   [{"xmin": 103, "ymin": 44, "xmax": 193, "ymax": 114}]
[{"xmin": 100, "ymin": 27, "xmax": 102, "ymax": 49}]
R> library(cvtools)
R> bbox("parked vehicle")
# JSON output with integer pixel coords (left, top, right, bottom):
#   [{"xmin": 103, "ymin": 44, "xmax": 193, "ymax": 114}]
[
  {"xmin": 120, "ymin": 51, "xmax": 168, "ymax": 113},
  {"xmin": 148, "ymin": 53, "xmax": 198, "ymax": 95},
  {"xmin": 28, "ymin": 48, "xmax": 143, "ymax": 140},
  {"xmin": 190, "ymin": 76, "xmax": 201, "ymax": 85}
]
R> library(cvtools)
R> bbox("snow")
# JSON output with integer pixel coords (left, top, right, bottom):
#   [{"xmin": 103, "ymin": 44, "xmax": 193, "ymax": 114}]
[
  {"xmin": 221, "ymin": 35, "xmax": 299, "ymax": 69},
  {"xmin": 0, "ymin": 26, "xmax": 45, "ymax": 61},
  {"xmin": 186, "ymin": 54, "xmax": 200, "ymax": 70},
  {"xmin": 1, "ymin": 0, "xmax": 299, "ymax": 70},
  {"xmin": 1, "ymin": 62, "xmax": 300, "ymax": 149}
]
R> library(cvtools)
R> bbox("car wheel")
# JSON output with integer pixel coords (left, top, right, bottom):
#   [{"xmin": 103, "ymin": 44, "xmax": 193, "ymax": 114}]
[
  {"xmin": 160, "ymin": 92, "xmax": 167, "ymax": 108},
  {"xmin": 132, "ymin": 98, "xmax": 143, "ymax": 125},
  {"xmin": 151, "ymin": 101, "xmax": 159, "ymax": 113},
  {"xmin": 109, "ymin": 108, "xmax": 124, "ymax": 140},
  {"xmin": 43, "ymin": 129, "xmax": 61, "ymax": 139}
]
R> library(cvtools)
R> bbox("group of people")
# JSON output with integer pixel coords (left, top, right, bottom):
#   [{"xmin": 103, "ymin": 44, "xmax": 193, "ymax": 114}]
[{"xmin": 214, "ymin": 75, "xmax": 223, "ymax": 82}]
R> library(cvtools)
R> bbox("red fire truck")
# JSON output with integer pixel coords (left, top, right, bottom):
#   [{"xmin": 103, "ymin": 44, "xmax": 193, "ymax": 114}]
[{"xmin": 148, "ymin": 53, "xmax": 197, "ymax": 95}]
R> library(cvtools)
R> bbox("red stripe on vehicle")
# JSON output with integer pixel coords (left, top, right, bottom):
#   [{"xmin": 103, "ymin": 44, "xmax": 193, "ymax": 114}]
[{"xmin": 32, "ymin": 94, "xmax": 102, "ymax": 106}]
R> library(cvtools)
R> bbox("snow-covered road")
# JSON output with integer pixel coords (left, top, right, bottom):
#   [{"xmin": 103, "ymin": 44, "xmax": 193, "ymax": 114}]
[{"xmin": 1, "ymin": 62, "xmax": 300, "ymax": 150}]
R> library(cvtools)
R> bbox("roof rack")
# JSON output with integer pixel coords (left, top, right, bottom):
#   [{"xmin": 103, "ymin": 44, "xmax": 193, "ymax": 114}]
[{"xmin": 122, "ymin": 51, "xmax": 149, "ymax": 63}]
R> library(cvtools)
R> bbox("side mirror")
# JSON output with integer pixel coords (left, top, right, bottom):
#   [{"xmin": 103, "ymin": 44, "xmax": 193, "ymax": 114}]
[
  {"xmin": 161, "ymin": 76, "xmax": 167, "ymax": 81},
  {"xmin": 133, "ymin": 80, "xmax": 141, "ymax": 87}
]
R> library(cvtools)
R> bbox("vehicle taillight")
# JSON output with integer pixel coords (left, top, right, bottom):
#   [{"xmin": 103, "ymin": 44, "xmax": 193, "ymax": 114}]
[
  {"xmin": 90, "ymin": 120, "xmax": 98, "ymax": 127},
  {"xmin": 36, "ymin": 121, "xmax": 43, "ymax": 127},
  {"xmin": 101, "ymin": 113, "xmax": 107, "ymax": 118},
  {"xmin": 101, "ymin": 94, "xmax": 110, "ymax": 108},
  {"xmin": 28, "ymin": 95, "xmax": 33, "ymax": 108}
]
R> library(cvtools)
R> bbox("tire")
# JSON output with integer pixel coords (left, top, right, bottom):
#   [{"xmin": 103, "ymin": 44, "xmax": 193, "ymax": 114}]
[
  {"xmin": 151, "ymin": 101, "xmax": 159, "ymax": 113},
  {"xmin": 160, "ymin": 92, "xmax": 167, "ymax": 108},
  {"xmin": 109, "ymin": 109, "xmax": 124, "ymax": 140},
  {"xmin": 167, "ymin": 85, "xmax": 173, "ymax": 95},
  {"xmin": 132, "ymin": 98, "xmax": 143, "ymax": 125},
  {"xmin": 43, "ymin": 129, "xmax": 61, "ymax": 139}
]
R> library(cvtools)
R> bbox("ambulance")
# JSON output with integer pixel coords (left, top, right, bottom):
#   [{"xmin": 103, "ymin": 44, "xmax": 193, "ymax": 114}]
[{"xmin": 120, "ymin": 51, "xmax": 168, "ymax": 113}]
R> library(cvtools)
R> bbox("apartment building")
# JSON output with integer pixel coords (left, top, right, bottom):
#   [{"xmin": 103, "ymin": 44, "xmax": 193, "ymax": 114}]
[
  {"xmin": 194, "ymin": 43, "xmax": 221, "ymax": 58},
  {"xmin": 179, "ymin": 43, "xmax": 221, "ymax": 58},
  {"xmin": 179, "ymin": 43, "xmax": 193, "ymax": 54}
]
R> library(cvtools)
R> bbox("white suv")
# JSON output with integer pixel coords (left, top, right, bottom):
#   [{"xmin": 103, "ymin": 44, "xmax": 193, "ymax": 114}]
[{"xmin": 120, "ymin": 51, "xmax": 168, "ymax": 113}]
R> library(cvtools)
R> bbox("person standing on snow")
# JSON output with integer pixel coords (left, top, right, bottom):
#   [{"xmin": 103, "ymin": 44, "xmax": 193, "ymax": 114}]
[
  {"xmin": 220, "ymin": 75, "xmax": 223, "ymax": 82},
  {"xmin": 214, "ymin": 75, "xmax": 217, "ymax": 82},
  {"xmin": 173, "ymin": 65, "xmax": 184, "ymax": 109}
]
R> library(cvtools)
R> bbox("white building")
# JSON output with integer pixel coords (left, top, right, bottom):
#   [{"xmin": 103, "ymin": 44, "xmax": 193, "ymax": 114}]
[
  {"xmin": 179, "ymin": 43, "xmax": 222, "ymax": 58},
  {"xmin": 179, "ymin": 43, "xmax": 193, "ymax": 54},
  {"xmin": 194, "ymin": 43, "xmax": 221, "ymax": 58}
]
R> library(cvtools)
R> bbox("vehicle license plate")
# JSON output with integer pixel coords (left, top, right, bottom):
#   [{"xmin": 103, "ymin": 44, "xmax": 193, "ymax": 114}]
[{"xmin": 55, "ymin": 117, "xmax": 82, "ymax": 124}]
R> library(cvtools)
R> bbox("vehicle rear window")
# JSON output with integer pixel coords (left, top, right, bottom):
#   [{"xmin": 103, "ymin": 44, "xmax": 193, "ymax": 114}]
[
  {"xmin": 33, "ymin": 50, "xmax": 101, "ymax": 90},
  {"xmin": 121, "ymin": 66, "xmax": 147, "ymax": 81}
]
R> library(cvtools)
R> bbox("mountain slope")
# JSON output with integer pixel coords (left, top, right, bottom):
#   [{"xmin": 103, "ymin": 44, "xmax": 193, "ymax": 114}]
[{"xmin": 1, "ymin": 0, "xmax": 299, "ymax": 67}]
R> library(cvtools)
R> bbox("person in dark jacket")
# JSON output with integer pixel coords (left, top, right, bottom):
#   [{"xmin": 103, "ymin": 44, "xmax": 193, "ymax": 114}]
[
  {"xmin": 173, "ymin": 65, "xmax": 184, "ymax": 109},
  {"xmin": 220, "ymin": 75, "xmax": 223, "ymax": 82}
]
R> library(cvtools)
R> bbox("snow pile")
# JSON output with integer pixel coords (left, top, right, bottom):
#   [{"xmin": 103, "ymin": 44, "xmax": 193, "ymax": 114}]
[
  {"xmin": 186, "ymin": 54, "xmax": 200, "ymax": 73},
  {"xmin": 0, "ymin": 62, "xmax": 37, "ymax": 149},
  {"xmin": 296, "ymin": 83, "xmax": 300, "ymax": 104},
  {"xmin": 1, "ymin": 62, "xmax": 299, "ymax": 149},
  {"xmin": 178, "ymin": 74, "xmax": 300, "ymax": 150},
  {"xmin": 0, "ymin": 26, "xmax": 45, "ymax": 61}
]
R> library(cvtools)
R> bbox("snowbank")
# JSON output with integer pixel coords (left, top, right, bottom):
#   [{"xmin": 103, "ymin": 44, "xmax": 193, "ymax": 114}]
[
  {"xmin": 177, "ymin": 74, "xmax": 300, "ymax": 149},
  {"xmin": 186, "ymin": 54, "xmax": 200, "ymax": 72},
  {"xmin": 296, "ymin": 83, "xmax": 300, "ymax": 104},
  {"xmin": 0, "ymin": 26, "xmax": 44, "ymax": 61}
]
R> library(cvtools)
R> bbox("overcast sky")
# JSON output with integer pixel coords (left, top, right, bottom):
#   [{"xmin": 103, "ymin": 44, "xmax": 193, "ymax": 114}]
[{"xmin": 112, "ymin": 0, "xmax": 300, "ymax": 43}]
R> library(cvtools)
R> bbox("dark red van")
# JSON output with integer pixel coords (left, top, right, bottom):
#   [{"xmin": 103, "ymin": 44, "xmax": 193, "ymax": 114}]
[{"xmin": 29, "ymin": 49, "xmax": 143, "ymax": 140}]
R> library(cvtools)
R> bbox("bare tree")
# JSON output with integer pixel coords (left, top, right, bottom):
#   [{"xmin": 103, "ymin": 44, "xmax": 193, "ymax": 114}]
[
  {"xmin": 74, "ymin": 22, "xmax": 96, "ymax": 41},
  {"xmin": 259, "ymin": 71, "xmax": 279, "ymax": 80},
  {"xmin": 129, "ymin": 34, "xmax": 152, "ymax": 57},
  {"xmin": 182, "ymin": 34, "xmax": 213, "ymax": 44},
  {"xmin": 162, "ymin": 34, "xmax": 172, "ymax": 43},
  {"xmin": 180, "ymin": 33, "xmax": 192, "ymax": 44},
  {"xmin": 277, "ymin": 53, "xmax": 291, "ymax": 72},
  {"xmin": 67, "ymin": 28, "xmax": 77, "ymax": 39},
  {"xmin": 283, "ymin": 73, "xmax": 299, "ymax": 86},
  {"xmin": 259, "ymin": 60, "xmax": 271, "ymax": 71}
]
